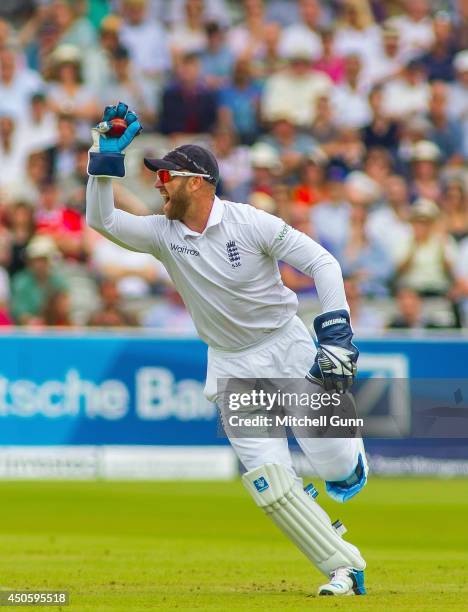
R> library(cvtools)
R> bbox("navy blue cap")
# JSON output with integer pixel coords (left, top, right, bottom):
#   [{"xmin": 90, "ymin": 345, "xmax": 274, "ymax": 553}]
[{"xmin": 144, "ymin": 144, "xmax": 219, "ymax": 186}]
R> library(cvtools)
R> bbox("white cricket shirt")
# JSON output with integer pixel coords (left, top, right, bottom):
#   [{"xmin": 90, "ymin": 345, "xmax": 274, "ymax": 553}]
[{"xmin": 86, "ymin": 177, "xmax": 348, "ymax": 350}]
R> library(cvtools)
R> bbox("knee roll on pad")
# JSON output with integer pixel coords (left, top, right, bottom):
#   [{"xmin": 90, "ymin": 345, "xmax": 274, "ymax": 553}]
[{"xmin": 242, "ymin": 463, "xmax": 365, "ymax": 576}]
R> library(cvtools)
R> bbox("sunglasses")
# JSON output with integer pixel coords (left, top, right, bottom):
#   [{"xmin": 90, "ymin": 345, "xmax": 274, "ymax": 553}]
[{"xmin": 156, "ymin": 169, "xmax": 211, "ymax": 184}]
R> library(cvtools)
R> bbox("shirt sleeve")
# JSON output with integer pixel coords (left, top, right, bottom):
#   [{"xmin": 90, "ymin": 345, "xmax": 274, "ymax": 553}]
[
  {"xmin": 254, "ymin": 209, "xmax": 349, "ymax": 312},
  {"xmin": 86, "ymin": 176, "xmax": 161, "ymax": 256}
]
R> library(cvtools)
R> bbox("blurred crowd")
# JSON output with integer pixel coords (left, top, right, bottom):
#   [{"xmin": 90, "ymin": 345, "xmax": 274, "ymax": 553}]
[{"xmin": 0, "ymin": 0, "xmax": 467, "ymax": 332}]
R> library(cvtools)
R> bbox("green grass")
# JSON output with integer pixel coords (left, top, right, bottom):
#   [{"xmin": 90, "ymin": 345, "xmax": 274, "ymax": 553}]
[{"xmin": 0, "ymin": 478, "xmax": 467, "ymax": 611}]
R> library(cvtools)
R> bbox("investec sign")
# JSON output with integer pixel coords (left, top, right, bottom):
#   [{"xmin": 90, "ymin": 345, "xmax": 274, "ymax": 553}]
[{"xmin": 0, "ymin": 368, "xmax": 215, "ymax": 421}]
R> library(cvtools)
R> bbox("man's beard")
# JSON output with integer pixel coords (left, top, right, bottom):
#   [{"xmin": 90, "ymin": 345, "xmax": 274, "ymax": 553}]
[{"xmin": 164, "ymin": 182, "xmax": 191, "ymax": 220}]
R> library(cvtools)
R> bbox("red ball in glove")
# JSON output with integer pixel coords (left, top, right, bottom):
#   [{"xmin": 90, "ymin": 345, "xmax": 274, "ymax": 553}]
[{"xmin": 107, "ymin": 117, "xmax": 128, "ymax": 138}]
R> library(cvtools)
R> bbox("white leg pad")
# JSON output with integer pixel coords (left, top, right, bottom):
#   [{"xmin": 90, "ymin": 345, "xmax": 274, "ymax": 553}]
[{"xmin": 242, "ymin": 463, "xmax": 366, "ymax": 576}]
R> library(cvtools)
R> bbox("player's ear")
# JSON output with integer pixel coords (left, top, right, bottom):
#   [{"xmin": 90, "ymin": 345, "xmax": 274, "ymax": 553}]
[{"xmin": 188, "ymin": 176, "xmax": 203, "ymax": 192}]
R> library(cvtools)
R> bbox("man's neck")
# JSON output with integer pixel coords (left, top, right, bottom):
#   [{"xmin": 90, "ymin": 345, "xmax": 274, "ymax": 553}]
[{"xmin": 182, "ymin": 196, "xmax": 215, "ymax": 234}]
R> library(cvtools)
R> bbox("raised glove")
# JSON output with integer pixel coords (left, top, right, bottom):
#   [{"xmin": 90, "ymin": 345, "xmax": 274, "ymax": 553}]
[
  {"xmin": 88, "ymin": 101, "xmax": 142, "ymax": 178},
  {"xmin": 306, "ymin": 309, "xmax": 358, "ymax": 394}
]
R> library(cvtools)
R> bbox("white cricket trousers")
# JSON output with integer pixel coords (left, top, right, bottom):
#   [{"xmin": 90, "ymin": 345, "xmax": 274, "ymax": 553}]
[{"xmin": 204, "ymin": 316, "xmax": 364, "ymax": 482}]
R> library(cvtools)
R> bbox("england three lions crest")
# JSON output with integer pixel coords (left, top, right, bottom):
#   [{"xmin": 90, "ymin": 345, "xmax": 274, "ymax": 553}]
[{"xmin": 226, "ymin": 240, "xmax": 241, "ymax": 268}]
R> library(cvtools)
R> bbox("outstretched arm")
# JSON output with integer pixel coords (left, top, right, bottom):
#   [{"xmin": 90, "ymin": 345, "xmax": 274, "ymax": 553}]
[
  {"xmin": 86, "ymin": 176, "xmax": 158, "ymax": 254},
  {"xmin": 86, "ymin": 102, "xmax": 160, "ymax": 255}
]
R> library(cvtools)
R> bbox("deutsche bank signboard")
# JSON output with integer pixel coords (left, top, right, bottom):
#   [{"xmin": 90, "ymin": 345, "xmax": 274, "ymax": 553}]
[{"xmin": 0, "ymin": 332, "xmax": 467, "ymax": 461}]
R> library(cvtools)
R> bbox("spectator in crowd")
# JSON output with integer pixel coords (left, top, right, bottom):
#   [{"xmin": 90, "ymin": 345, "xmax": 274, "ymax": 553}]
[
  {"xmin": 87, "ymin": 277, "xmax": 138, "ymax": 327},
  {"xmin": 309, "ymin": 94, "xmax": 338, "ymax": 144},
  {"xmin": 366, "ymin": 25, "xmax": 402, "ymax": 86},
  {"xmin": 344, "ymin": 275, "xmax": 385, "ymax": 332},
  {"xmin": 7, "ymin": 150, "xmax": 47, "ymax": 207},
  {"xmin": 337, "ymin": 202, "xmax": 393, "ymax": 297},
  {"xmin": 362, "ymin": 147, "xmax": 393, "ymax": 189},
  {"xmin": 18, "ymin": 92, "xmax": 58, "ymax": 155},
  {"xmin": 11, "ymin": 235, "xmax": 67, "ymax": 325},
  {"xmin": 388, "ymin": 286, "xmax": 440, "ymax": 329},
  {"xmin": 367, "ymin": 174, "xmax": 412, "ymax": 261},
  {"xmin": 454, "ymin": 0, "xmax": 468, "ymax": 51},
  {"xmin": 345, "ymin": 169, "xmax": 382, "ymax": 208},
  {"xmin": 279, "ymin": 0, "xmax": 322, "ymax": 64},
  {"xmin": 270, "ymin": 182, "xmax": 294, "ymax": 220},
  {"xmin": 107, "ymin": 45, "xmax": 156, "ymax": 127},
  {"xmin": 257, "ymin": 21, "xmax": 282, "ymax": 76},
  {"xmin": 0, "ymin": 227, "xmax": 10, "ymax": 272},
  {"xmin": 325, "ymin": 127, "xmax": 366, "ymax": 175},
  {"xmin": 218, "ymin": 56, "xmax": 262, "ymax": 144},
  {"xmin": 265, "ymin": 0, "xmax": 300, "ymax": 26},
  {"xmin": 313, "ymin": 28, "xmax": 345, "ymax": 84},
  {"xmin": 119, "ymin": 0, "xmax": 171, "ymax": 77},
  {"xmin": 43, "ymin": 114, "xmax": 82, "ymax": 181},
  {"xmin": 84, "ymin": 15, "xmax": 123, "ymax": 102},
  {"xmin": 246, "ymin": 142, "xmax": 281, "ymax": 198},
  {"xmin": 408, "ymin": 140, "xmax": 442, "ymax": 201},
  {"xmin": 35, "ymin": 180, "xmax": 83, "ymax": 260},
  {"xmin": 396, "ymin": 114, "xmax": 432, "ymax": 165},
  {"xmin": 448, "ymin": 50, "xmax": 468, "ymax": 157},
  {"xmin": 211, "ymin": 127, "xmax": 252, "ymax": 201},
  {"xmin": 0, "ymin": 47, "xmax": 43, "ymax": 117},
  {"xmin": 200, "ymin": 22, "xmax": 235, "ymax": 90},
  {"xmin": 5, "ymin": 201, "xmax": 35, "ymax": 277},
  {"xmin": 394, "ymin": 198, "xmax": 457, "ymax": 296},
  {"xmin": 441, "ymin": 178, "xmax": 468, "ymax": 242},
  {"xmin": 249, "ymin": 190, "xmax": 276, "ymax": 213},
  {"xmin": 18, "ymin": 4, "xmax": 60, "ymax": 72},
  {"xmin": 46, "ymin": 44, "xmax": 99, "ymax": 136},
  {"xmin": 163, "ymin": 0, "xmax": 231, "ymax": 29},
  {"xmin": 260, "ymin": 111, "xmax": 317, "ymax": 181},
  {"xmin": 261, "ymin": 39, "xmax": 331, "ymax": 129},
  {"xmin": 227, "ymin": 0, "xmax": 270, "ymax": 61},
  {"xmin": 0, "ymin": 114, "xmax": 28, "ymax": 190},
  {"xmin": 387, "ymin": 0, "xmax": 434, "ymax": 62},
  {"xmin": 310, "ymin": 169, "xmax": 350, "ymax": 254},
  {"xmin": 159, "ymin": 52, "xmax": 218, "ymax": 135},
  {"xmin": 0, "ymin": 19, "xmax": 13, "ymax": 55},
  {"xmin": 382, "ymin": 59, "xmax": 430, "ymax": 120},
  {"xmin": 280, "ymin": 204, "xmax": 318, "ymax": 294},
  {"xmin": 169, "ymin": 0, "xmax": 208, "ymax": 58},
  {"xmin": 293, "ymin": 152, "xmax": 328, "ymax": 207},
  {"xmin": 331, "ymin": 53, "xmax": 372, "ymax": 129},
  {"xmin": 420, "ymin": 11, "xmax": 457, "ymax": 83},
  {"xmin": 361, "ymin": 86, "xmax": 400, "ymax": 155},
  {"xmin": 53, "ymin": 0, "xmax": 96, "ymax": 50},
  {"xmin": 333, "ymin": 0, "xmax": 382, "ymax": 76},
  {"xmin": 426, "ymin": 81, "xmax": 464, "ymax": 164},
  {"xmin": 58, "ymin": 142, "xmax": 91, "ymax": 214},
  {"xmin": 43, "ymin": 289, "xmax": 72, "ymax": 326}
]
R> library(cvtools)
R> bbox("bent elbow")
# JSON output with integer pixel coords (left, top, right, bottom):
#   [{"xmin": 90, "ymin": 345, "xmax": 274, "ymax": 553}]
[
  {"xmin": 319, "ymin": 251, "xmax": 342, "ymax": 273},
  {"xmin": 86, "ymin": 213, "xmax": 106, "ymax": 234},
  {"xmin": 86, "ymin": 213, "xmax": 101, "ymax": 232}
]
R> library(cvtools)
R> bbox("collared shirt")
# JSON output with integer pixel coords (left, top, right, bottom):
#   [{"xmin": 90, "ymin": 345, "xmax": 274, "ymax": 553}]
[{"xmin": 87, "ymin": 177, "xmax": 347, "ymax": 350}]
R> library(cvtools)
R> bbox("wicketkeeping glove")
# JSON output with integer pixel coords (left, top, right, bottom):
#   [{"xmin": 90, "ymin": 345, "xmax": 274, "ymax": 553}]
[
  {"xmin": 306, "ymin": 309, "xmax": 358, "ymax": 394},
  {"xmin": 88, "ymin": 101, "xmax": 142, "ymax": 178}
]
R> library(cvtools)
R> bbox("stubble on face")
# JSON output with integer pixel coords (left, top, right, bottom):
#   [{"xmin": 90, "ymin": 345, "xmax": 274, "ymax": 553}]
[{"xmin": 162, "ymin": 180, "xmax": 192, "ymax": 220}]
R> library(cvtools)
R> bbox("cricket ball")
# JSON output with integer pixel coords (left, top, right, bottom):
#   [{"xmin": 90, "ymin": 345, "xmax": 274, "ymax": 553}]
[{"xmin": 107, "ymin": 117, "xmax": 128, "ymax": 138}]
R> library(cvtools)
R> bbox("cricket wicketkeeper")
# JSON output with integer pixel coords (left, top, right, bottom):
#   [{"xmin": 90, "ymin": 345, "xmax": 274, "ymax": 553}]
[{"xmin": 86, "ymin": 103, "xmax": 368, "ymax": 596}]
